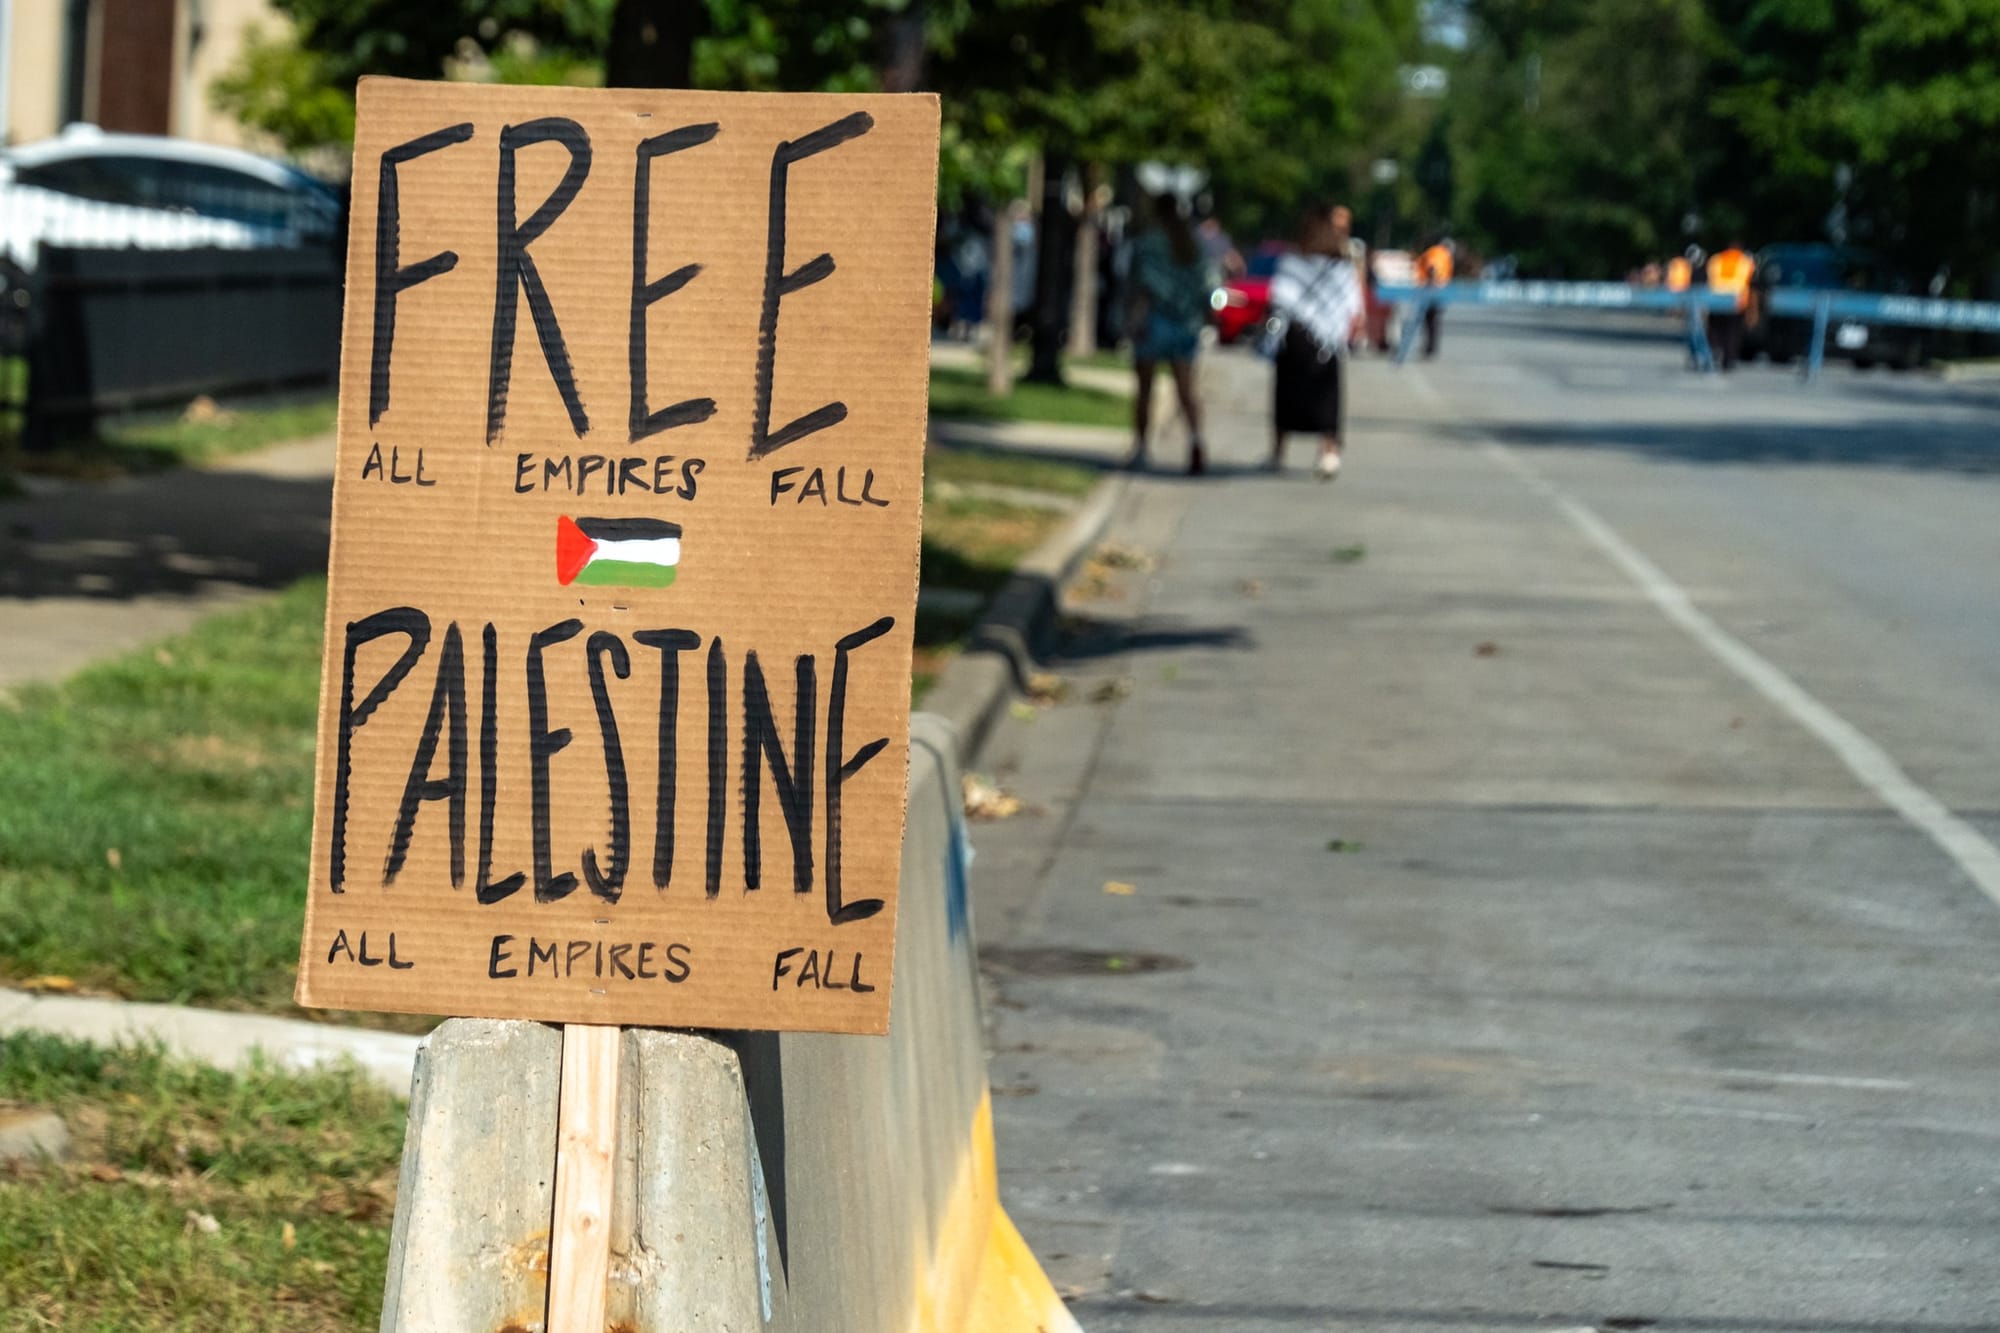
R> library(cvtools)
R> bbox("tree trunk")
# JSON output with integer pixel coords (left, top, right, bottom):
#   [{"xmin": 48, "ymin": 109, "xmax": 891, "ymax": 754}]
[
  {"xmin": 985, "ymin": 202, "xmax": 1016, "ymax": 396},
  {"xmin": 1067, "ymin": 171, "xmax": 1101, "ymax": 358},
  {"xmin": 1025, "ymin": 151, "xmax": 1075, "ymax": 385},
  {"xmin": 606, "ymin": 0, "xmax": 698, "ymax": 88},
  {"xmin": 878, "ymin": 5, "xmax": 928, "ymax": 93}
]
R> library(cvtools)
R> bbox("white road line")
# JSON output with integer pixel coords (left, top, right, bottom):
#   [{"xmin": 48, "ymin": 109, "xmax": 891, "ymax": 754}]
[
  {"xmin": 1699, "ymin": 1067, "xmax": 1912, "ymax": 1092},
  {"xmin": 1453, "ymin": 418, "xmax": 2000, "ymax": 909}
]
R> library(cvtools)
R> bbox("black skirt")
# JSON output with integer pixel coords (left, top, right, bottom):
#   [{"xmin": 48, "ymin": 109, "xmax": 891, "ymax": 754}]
[{"xmin": 1273, "ymin": 328, "xmax": 1343, "ymax": 435}]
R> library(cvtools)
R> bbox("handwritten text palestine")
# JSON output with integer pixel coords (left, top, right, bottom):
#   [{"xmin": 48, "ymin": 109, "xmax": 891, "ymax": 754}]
[{"xmin": 329, "ymin": 610, "xmax": 896, "ymax": 926}]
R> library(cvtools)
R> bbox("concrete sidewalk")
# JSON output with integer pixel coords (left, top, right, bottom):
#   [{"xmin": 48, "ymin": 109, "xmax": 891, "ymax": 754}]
[
  {"xmin": 0, "ymin": 986, "xmax": 420, "ymax": 1095},
  {"xmin": 0, "ymin": 434, "xmax": 334, "ymax": 689},
  {"xmin": 972, "ymin": 344, "xmax": 2000, "ymax": 1330}
]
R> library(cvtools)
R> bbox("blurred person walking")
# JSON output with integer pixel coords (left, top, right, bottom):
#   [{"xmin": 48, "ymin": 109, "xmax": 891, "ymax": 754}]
[
  {"xmin": 1127, "ymin": 193, "xmax": 1216, "ymax": 475},
  {"xmin": 1665, "ymin": 249, "xmax": 1694, "ymax": 293},
  {"xmin": 1707, "ymin": 239, "xmax": 1756, "ymax": 370},
  {"xmin": 1669, "ymin": 246, "xmax": 1705, "ymax": 366},
  {"xmin": 1268, "ymin": 203, "xmax": 1365, "ymax": 480},
  {"xmin": 1416, "ymin": 237, "xmax": 1454, "ymax": 357}
]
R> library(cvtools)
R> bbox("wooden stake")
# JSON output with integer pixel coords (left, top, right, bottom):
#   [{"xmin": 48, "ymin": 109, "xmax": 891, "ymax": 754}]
[{"xmin": 547, "ymin": 1023, "xmax": 620, "ymax": 1333}]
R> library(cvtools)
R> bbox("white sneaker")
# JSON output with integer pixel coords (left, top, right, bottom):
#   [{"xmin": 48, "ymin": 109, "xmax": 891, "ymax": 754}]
[{"xmin": 1315, "ymin": 451, "xmax": 1343, "ymax": 481}]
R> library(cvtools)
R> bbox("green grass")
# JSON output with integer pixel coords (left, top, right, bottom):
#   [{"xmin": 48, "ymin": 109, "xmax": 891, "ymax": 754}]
[
  {"xmin": 0, "ymin": 1032, "xmax": 402, "ymax": 1330},
  {"xmin": 102, "ymin": 397, "xmax": 336, "ymax": 464},
  {"xmin": 921, "ymin": 495, "xmax": 1064, "ymax": 597},
  {"xmin": 22, "ymin": 395, "xmax": 336, "ymax": 479},
  {"xmin": 925, "ymin": 443, "xmax": 1100, "ymax": 498},
  {"xmin": 927, "ymin": 364, "xmax": 1131, "ymax": 429},
  {"xmin": 0, "ymin": 581, "xmax": 326, "ymax": 1013},
  {"xmin": 1069, "ymin": 347, "xmax": 1132, "ymax": 373},
  {"xmin": 911, "ymin": 494, "xmax": 1066, "ymax": 703}
]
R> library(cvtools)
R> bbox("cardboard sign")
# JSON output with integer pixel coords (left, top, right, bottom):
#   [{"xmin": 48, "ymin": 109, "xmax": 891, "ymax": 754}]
[{"xmin": 296, "ymin": 79, "xmax": 939, "ymax": 1034}]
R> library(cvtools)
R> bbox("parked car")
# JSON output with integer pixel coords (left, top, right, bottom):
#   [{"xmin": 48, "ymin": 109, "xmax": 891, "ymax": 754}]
[
  {"xmin": 0, "ymin": 125, "xmax": 341, "ymax": 270},
  {"xmin": 1746, "ymin": 243, "xmax": 1926, "ymax": 370},
  {"xmin": 1210, "ymin": 245, "xmax": 1279, "ymax": 344}
]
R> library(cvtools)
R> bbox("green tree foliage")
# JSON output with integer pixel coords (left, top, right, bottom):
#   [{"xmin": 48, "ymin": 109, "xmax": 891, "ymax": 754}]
[
  {"xmin": 1449, "ymin": 0, "xmax": 1712, "ymax": 277},
  {"xmin": 1449, "ymin": 0, "xmax": 2000, "ymax": 285},
  {"xmin": 1709, "ymin": 0, "xmax": 2000, "ymax": 285},
  {"xmin": 214, "ymin": 0, "xmax": 950, "ymax": 152},
  {"xmin": 221, "ymin": 0, "xmax": 1414, "ymax": 240},
  {"xmin": 208, "ymin": 23, "xmax": 357, "ymax": 151},
  {"xmin": 264, "ymin": 0, "xmax": 616, "ymax": 86},
  {"xmin": 933, "ymin": 0, "xmax": 1416, "ymax": 237}
]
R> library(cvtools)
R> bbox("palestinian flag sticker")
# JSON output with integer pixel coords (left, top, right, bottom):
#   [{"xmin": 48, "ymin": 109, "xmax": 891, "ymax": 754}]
[{"xmin": 556, "ymin": 516, "xmax": 681, "ymax": 589}]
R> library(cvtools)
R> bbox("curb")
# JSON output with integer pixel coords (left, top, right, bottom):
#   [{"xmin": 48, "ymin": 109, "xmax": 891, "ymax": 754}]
[
  {"xmin": 0, "ymin": 987, "xmax": 421, "ymax": 1095},
  {"xmin": 920, "ymin": 470, "xmax": 1128, "ymax": 766}
]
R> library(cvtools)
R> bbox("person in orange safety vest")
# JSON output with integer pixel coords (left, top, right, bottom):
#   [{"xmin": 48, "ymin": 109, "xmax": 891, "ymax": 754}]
[
  {"xmin": 1416, "ymin": 238, "xmax": 1454, "ymax": 358},
  {"xmin": 1706, "ymin": 241, "xmax": 1756, "ymax": 370}
]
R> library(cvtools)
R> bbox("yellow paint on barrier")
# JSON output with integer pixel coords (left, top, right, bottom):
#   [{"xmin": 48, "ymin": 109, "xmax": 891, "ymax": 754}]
[
  {"xmin": 910, "ymin": 1091, "xmax": 1081, "ymax": 1333},
  {"xmin": 966, "ymin": 1206, "xmax": 1084, "ymax": 1333}
]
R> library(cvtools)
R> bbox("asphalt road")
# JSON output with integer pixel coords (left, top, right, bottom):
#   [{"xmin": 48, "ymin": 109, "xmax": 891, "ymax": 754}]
[{"xmin": 973, "ymin": 310, "xmax": 2000, "ymax": 1331}]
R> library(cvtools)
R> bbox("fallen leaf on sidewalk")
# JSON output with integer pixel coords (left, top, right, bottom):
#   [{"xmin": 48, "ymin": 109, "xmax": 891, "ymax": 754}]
[
  {"xmin": 1088, "ymin": 677, "xmax": 1132, "ymax": 704},
  {"xmin": 1325, "ymin": 838, "xmax": 1364, "ymax": 853},
  {"xmin": 1237, "ymin": 578, "xmax": 1265, "ymax": 599},
  {"xmin": 1474, "ymin": 641, "xmax": 1501, "ymax": 657},
  {"xmin": 1103, "ymin": 881, "xmax": 1136, "ymax": 896},
  {"xmin": 963, "ymin": 775, "xmax": 1023, "ymax": 821},
  {"xmin": 1026, "ymin": 670, "xmax": 1068, "ymax": 704},
  {"xmin": 1067, "ymin": 564, "xmax": 1127, "ymax": 602},
  {"xmin": 1008, "ymin": 700, "xmax": 1040, "ymax": 722},
  {"xmin": 18, "ymin": 976, "xmax": 77, "ymax": 994},
  {"xmin": 1331, "ymin": 544, "xmax": 1367, "ymax": 564},
  {"xmin": 1094, "ymin": 541, "xmax": 1155, "ymax": 571}
]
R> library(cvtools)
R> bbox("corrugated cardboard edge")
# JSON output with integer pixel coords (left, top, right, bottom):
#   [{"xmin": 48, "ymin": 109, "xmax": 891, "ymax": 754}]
[{"xmin": 295, "ymin": 119, "xmax": 382, "ymax": 1012}]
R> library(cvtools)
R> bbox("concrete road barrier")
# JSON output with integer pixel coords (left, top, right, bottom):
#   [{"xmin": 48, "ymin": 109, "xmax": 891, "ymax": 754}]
[{"xmin": 380, "ymin": 711, "xmax": 1079, "ymax": 1332}]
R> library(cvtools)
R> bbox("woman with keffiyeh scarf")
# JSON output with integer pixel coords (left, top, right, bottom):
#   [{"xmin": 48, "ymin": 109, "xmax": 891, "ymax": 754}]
[{"xmin": 1268, "ymin": 204, "xmax": 1365, "ymax": 479}]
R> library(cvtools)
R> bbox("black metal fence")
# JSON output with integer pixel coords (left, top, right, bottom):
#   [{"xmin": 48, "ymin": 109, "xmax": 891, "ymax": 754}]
[{"xmin": 11, "ymin": 244, "xmax": 341, "ymax": 449}]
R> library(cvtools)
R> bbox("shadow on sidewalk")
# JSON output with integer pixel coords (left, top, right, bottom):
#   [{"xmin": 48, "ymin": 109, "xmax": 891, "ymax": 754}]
[
  {"xmin": 1464, "ymin": 417, "xmax": 2000, "ymax": 477},
  {"xmin": 1053, "ymin": 610, "xmax": 1254, "ymax": 663},
  {"xmin": 0, "ymin": 467, "xmax": 331, "ymax": 601}
]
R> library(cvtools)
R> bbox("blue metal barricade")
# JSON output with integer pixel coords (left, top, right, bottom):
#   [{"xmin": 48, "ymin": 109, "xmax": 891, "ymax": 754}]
[
  {"xmin": 1376, "ymin": 281, "xmax": 1736, "ymax": 371},
  {"xmin": 1375, "ymin": 280, "xmax": 2000, "ymax": 382},
  {"xmin": 1761, "ymin": 289, "xmax": 2000, "ymax": 381}
]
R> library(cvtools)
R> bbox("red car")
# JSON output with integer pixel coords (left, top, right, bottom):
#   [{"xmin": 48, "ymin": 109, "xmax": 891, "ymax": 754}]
[{"xmin": 1210, "ymin": 248, "xmax": 1278, "ymax": 344}]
